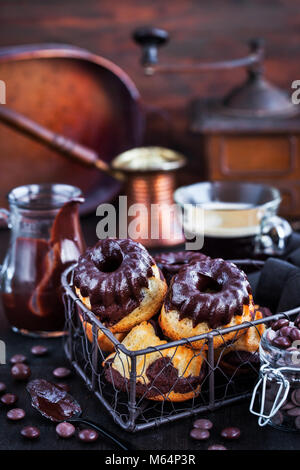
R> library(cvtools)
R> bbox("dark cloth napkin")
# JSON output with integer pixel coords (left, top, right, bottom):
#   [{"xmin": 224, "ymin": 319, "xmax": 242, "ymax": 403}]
[{"xmin": 248, "ymin": 233, "xmax": 300, "ymax": 314}]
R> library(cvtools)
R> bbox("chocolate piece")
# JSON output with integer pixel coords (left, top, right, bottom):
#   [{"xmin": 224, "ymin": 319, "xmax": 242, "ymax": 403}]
[
  {"xmin": 31, "ymin": 345, "xmax": 48, "ymax": 356},
  {"xmin": 279, "ymin": 326, "xmax": 293, "ymax": 337},
  {"xmin": 272, "ymin": 411, "xmax": 283, "ymax": 426},
  {"xmin": 220, "ymin": 427, "xmax": 241, "ymax": 440},
  {"xmin": 286, "ymin": 407, "xmax": 300, "ymax": 417},
  {"xmin": 10, "ymin": 354, "xmax": 27, "ymax": 364},
  {"xmin": 190, "ymin": 428, "xmax": 210, "ymax": 440},
  {"xmin": 0, "ymin": 382, "xmax": 6, "ymax": 394},
  {"xmin": 155, "ymin": 251, "xmax": 207, "ymax": 285},
  {"xmin": 78, "ymin": 429, "xmax": 99, "ymax": 443},
  {"xmin": 20, "ymin": 426, "xmax": 40, "ymax": 440},
  {"xmin": 272, "ymin": 336, "xmax": 292, "ymax": 349},
  {"xmin": 193, "ymin": 418, "xmax": 213, "ymax": 430},
  {"xmin": 165, "ymin": 258, "xmax": 251, "ymax": 328},
  {"xmin": 27, "ymin": 379, "xmax": 81, "ymax": 422},
  {"xmin": 56, "ymin": 422, "xmax": 76, "ymax": 438},
  {"xmin": 56, "ymin": 383, "xmax": 70, "ymax": 392},
  {"xmin": 289, "ymin": 328, "xmax": 300, "ymax": 342},
  {"xmin": 294, "ymin": 315, "xmax": 300, "ymax": 329},
  {"xmin": 11, "ymin": 363, "xmax": 31, "ymax": 381},
  {"xmin": 7, "ymin": 408, "xmax": 25, "ymax": 421},
  {"xmin": 53, "ymin": 367, "xmax": 71, "ymax": 379},
  {"xmin": 1, "ymin": 393, "xmax": 18, "ymax": 405},
  {"xmin": 74, "ymin": 238, "xmax": 155, "ymax": 326},
  {"xmin": 272, "ymin": 319, "xmax": 289, "ymax": 331},
  {"xmin": 281, "ymin": 400, "xmax": 295, "ymax": 410},
  {"xmin": 208, "ymin": 444, "xmax": 227, "ymax": 450},
  {"xmin": 291, "ymin": 389, "xmax": 300, "ymax": 406}
]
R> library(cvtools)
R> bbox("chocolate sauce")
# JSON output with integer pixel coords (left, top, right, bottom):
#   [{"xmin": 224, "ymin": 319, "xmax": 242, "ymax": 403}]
[
  {"xmin": 27, "ymin": 379, "xmax": 81, "ymax": 422},
  {"xmin": 155, "ymin": 251, "xmax": 207, "ymax": 285},
  {"xmin": 2, "ymin": 199, "xmax": 85, "ymax": 332},
  {"xmin": 165, "ymin": 258, "xmax": 251, "ymax": 329},
  {"xmin": 74, "ymin": 238, "xmax": 154, "ymax": 326},
  {"xmin": 105, "ymin": 356, "xmax": 205, "ymax": 398}
]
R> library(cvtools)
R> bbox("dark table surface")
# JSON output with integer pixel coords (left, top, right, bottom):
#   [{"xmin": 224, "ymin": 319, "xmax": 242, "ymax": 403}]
[{"xmin": 0, "ymin": 214, "xmax": 299, "ymax": 451}]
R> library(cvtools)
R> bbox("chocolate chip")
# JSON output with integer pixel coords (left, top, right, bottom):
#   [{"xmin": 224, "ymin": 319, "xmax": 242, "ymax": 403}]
[
  {"xmin": 53, "ymin": 367, "xmax": 71, "ymax": 379},
  {"xmin": 280, "ymin": 326, "xmax": 293, "ymax": 337},
  {"xmin": 221, "ymin": 427, "xmax": 241, "ymax": 440},
  {"xmin": 20, "ymin": 426, "xmax": 40, "ymax": 440},
  {"xmin": 272, "ymin": 319, "xmax": 290, "ymax": 331},
  {"xmin": 7, "ymin": 408, "xmax": 25, "ymax": 421},
  {"xmin": 281, "ymin": 400, "xmax": 295, "ymax": 410},
  {"xmin": 294, "ymin": 315, "xmax": 300, "ymax": 329},
  {"xmin": 56, "ymin": 383, "xmax": 70, "ymax": 392},
  {"xmin": 272, "ymin": 411, "xmax": 283, "ymax": 426},
  {"xmin": 291, "ymin": 389, "xmax": 300, "ymax": 406},
  {"xmin": 193, "ymin": 418, "xmax": 213, "ymax": 430},
  {"xmin": 56, "ymin": 422, "xmax": 76, "ymax": 439},
  {"xmin": 190, "ymin": 428, "xmax": 210, "ymax": 440},
  {"xmin": 0, "ymin": 382, "xmax": 6, "ymax": 394},
  {"xmin": 208, "ymin": 444, "xmax": 227, "ymax": 450},
  {"xmin": 1, "ymin": 393, "xmax": 18, "ymax": 406},
  {"xmin": 10, "ymin": 354, "xmax": 27, "ymax": 364},
  {"xmin": 287, "ymin": 407, "xmax": 300, "ymax": 416},
  {"xmin": 78, "ymin": 429, "xmax": 99, "ymax": 442},
  {"xmin": 31, "ymin": 345, "xmax": 48, "ymax": 356},
  {"xmin": 272, "ymin": 336, "xmax": 292, "ymax": 349},
  {"xmin": 295, "ymin": 416, "xmax": 300, "ymax": 429},
  {"xmin": 11, "ymin": 363, "xmax": 31, "ymax": 381}
]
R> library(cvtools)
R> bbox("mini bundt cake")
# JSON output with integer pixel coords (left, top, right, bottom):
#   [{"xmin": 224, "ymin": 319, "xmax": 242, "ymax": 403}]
[
  {"xmin": 215, "ymin": 307, "xmax": 265, "ymax": 375},
  {"xmin": 103, "ymin": 321, "xmax": 206, "ymax": 402},
  {"xmin": 74, "ymin": 238, "xmax": 167, "ymax": 333},
  {"xmin": 155, "ymin": 251, "xmax": 208, "ymax": 285},
  {"xmin": 159, "ymin": 257, "xmax": 254, "ymax": 350},
  {"xmin": 79, "ymin": 313, "xmax": 126, "ymax": 353}
]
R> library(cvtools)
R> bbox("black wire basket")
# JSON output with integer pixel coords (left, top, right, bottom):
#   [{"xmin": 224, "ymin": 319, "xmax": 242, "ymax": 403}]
[{"xmin": 61, "ymin": 259, "xmax": 300, "ymax": 432}]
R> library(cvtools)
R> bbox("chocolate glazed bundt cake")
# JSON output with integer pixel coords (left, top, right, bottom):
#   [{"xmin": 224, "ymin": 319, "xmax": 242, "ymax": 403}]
[
  {"xmin": 74, "ymin": 238, "xmax": 167, "ymax": 334},
  {"xmin": 159, "ymin": 257, "xmax": 254, "ymax": 350},
  {"xmin": 103, "ymin": 321, "xmax": 206, "ymax": 402}
]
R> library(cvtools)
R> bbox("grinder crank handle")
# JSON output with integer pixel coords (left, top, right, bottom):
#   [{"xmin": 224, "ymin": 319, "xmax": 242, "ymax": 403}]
[{"xmin": 0, "ymin": 105, "xmax": 124, "ymax": 181}]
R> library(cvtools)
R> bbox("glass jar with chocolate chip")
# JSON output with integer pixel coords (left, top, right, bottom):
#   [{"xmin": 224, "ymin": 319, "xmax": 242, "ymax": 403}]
[{"xmin": 250, "ymin": 315, "xmax": 300, "ymax": 432}]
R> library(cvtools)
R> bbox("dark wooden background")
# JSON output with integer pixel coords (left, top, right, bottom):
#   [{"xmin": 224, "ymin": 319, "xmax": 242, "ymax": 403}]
[{"xmin": 1, "ymin": 0, "xmax": 300, "ymax": 181}]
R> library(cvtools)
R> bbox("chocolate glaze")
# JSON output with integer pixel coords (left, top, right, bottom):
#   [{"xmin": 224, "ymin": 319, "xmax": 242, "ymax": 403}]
[
  {"xmin": 155, "ymin": 251, "xmax": 207, "ymax": 285},
  {"xmin": 27, "ymin": 379, "xmax": 81, "ymax": 422},
  {"xmin": 165, "ymin": 257, "xmax": 252, "ymax": 329},
  {"xmin": 74, "ymin": 238, "xmax": 155, "ymax": 326},
  {"xmin": 105, "ymin": 357, "xmax": 205, "ymax": 398}
]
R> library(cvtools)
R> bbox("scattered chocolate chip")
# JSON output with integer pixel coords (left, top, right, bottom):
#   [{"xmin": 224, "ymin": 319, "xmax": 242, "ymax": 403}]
[
  {"xmin": 20, "ymin": 426, "xmax": 40, "ymax": 440},
  {"xmin": 78, "ymin": 428, "xmax": 99, "ymax": 443},
  {"xmin": 10, "ymin": 354, "xmax": 27, "ymax": 364},
  {"xmin": 0, "ymin": 382, "xmax": 6, "ymax": 394},
  {"xmin": 286, "ymin": 407, "xmax": 300, "ymax": 417},
  {"xmin": 53, "ymin": 367, "xmax": 71, "ymax": 379},
  {"xmin": 272, "ymin": 336, "xmax": 292, "ymax": 349},
  {"xmin": 11, "ymin": 363, "xmax": 31, "ymax": 381},
  {"xmin": 208, "ymin": 444, "xmax": 227, "ymax": 450},
  {"xmin": 272, "ymin": 411, "xmax": 283, "ymax": 426},
  {"xmin": 31, "ymin": 345, "xmax": 48, "ymax": 356},
  {"xmin": 7, "ymin": 408, "xmax": 25, "ymax": 421},
  {"xmin": 221, "ymin": 427, "xmax": 241, "ymax": 440},
  {"xmin": 295, "ymin": 416, "xmax": 300, "ymax": 429},
  {"xmin": 193, "ymin": 418, "xmax": 213, "ymax": 430},
  {"xmin": 1, "ymin": 393, "xmax": 18, "ymax": 406},
  {"xmin": 294, "ymin": 315, "xmax": 300, "ymax": 329},
  {"xmin": 56, "ymin": 422, "xmax": 76, "ymax": 439},
  {"xmin": 272, "ymin": 319, "xmax": 290, "ymax": 331},
  {"xmin": 291, "ymin": 389, "xmax": 300, "ymax": 406},
  {"xmin": 56, "ymin": 383, "xmax": 70, "ymax": 392},
  {"xmin": 190, "ymin": 428, "xmax": 210, "ymax": 440}
]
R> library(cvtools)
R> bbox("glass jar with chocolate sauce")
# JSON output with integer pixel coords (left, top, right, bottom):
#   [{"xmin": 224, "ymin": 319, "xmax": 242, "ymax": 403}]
[
  {"xmin": 0, "ymin": 184, "xmax": 85, "ymax": 337},
  {"xmin": 250, "ymin": 325, "xmax": 300, "ymax": 432}
]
